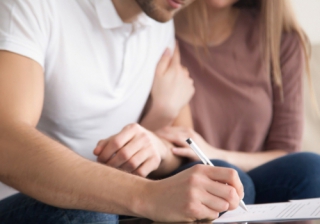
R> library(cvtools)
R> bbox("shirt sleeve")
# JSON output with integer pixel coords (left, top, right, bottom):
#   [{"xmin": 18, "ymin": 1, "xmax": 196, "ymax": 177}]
[
  {"xmin": 0, "ymin": 0, "xmax": 51, "ymax": 68},
  {"xmin": 264, "ymin": 32, "xmax": 304, "ymax": 153}
]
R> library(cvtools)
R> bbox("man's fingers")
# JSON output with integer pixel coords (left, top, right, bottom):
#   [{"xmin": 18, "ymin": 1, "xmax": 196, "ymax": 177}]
[
  {"xmin": 120, "ymin": 148, "xmax": 151, "ymax": 174},
  {"xmin": 106, "ymin": 136, "xmax": 144, "ymax": 168},
  {"xmin": 155, "ymin": 48, "xmax": 171, "ymax": 76},
  {"xmin": 97, "ymin": 124, "xmax": 139, "ymax": 163},
  {"xmin": 201, "ymin": 193, "xmax": 230, "ymax": 214},
  {"xmin": 205, "ymin": 166, "xmax": 244, "ymax": 201},
  {"xmin": 204, "ymin": 179, "xmax": 240, "ymax": 211},
  {"xmin": 93, "ymin": 139, "xmax": 108, "ymax": 155},
  {"xmin": 132, "ymin": 157, "xmax": 157, "ymax": 177}
]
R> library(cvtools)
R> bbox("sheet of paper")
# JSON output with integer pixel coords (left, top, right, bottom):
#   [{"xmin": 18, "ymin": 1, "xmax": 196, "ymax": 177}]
[{"xmin": 213, "ymin": 198, "xmax": 320, "ymax": 223}]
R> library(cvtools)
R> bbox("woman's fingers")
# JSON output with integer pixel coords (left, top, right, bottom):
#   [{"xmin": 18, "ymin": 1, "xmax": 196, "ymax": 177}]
[
  {"xmin": 169, "ymin": 42, "xmax": 181, "ymax": 68},
  {"xmin": 155, "ymin": 48, "xmax": 171, "ymax": 76},
  {"xmin": 172, "ymin": 147, "xmax": 198, "ymax": 160}
]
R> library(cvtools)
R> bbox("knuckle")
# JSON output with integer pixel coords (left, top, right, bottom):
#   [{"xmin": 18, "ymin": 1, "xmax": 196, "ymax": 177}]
[
  {"xmin": 127, "ymin": 159, "xmax": 139, "ymax": 170},
  {"xmin": 227, "ymin": 168, "xmax": 239, "ymax": 181},
  {"xmin": 131, "ymin": 123, "xmax": 140, "ymax": 130},
  {"xmin": 118, "ymin": 150, "xmax": 130, "ymax": 161},
  {"xmin": 112, "ymin": 137, "xmax": 122, "ymax": 149},
  {"xmin": 140, "ymin": 132, "xmax": 149, "ymax": 140}
]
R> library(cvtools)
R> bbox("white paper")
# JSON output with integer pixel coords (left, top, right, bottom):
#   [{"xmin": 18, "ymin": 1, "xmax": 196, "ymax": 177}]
[{"xmin": 213, "ymin": 198, "xmax": 320, "ymax": 223}]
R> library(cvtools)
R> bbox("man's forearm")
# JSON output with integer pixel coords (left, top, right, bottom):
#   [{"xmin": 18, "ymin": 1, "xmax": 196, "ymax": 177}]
[{"xmin": 0, "ymin": 122, "xmax": 147, "ymax": 216}]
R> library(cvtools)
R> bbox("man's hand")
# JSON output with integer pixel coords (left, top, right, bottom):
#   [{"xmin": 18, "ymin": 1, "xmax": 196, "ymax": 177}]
[
  {"xmin": 138, "ymin": 165, "xmax": 244, "ymax": 222},
  {"xmin": 93, "ymin": 123, "xmax": 168, "ymax": 177}
]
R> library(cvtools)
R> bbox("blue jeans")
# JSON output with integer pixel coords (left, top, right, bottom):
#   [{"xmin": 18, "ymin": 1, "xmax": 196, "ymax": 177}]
[
  {"xmin": 174, "ymin": 152, "xmax": 320, "ymax": 205},
  {"xmin": 1, "ymin": 152, "xmax": 320, "ymax": 223},
  {"xmin": 0, "ymin": 193, "xmax": 118, "ymax": 224}
]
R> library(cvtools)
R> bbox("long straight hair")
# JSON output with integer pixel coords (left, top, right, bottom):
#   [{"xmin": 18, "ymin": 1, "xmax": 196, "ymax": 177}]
[{"xmin": 176, "ymin": 0, "xmax": 314, "ymax": 103}]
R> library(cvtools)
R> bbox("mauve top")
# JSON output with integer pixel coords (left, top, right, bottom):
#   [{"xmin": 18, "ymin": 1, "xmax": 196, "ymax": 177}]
[{"xmin": 178, "ymin": 9, "xmax": 304, "ymax": 153}]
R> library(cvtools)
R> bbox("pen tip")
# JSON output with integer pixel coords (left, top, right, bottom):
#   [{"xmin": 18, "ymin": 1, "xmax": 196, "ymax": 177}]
[{"xmin": 240, "ymin": 200, "xmax": 248, "ymax": 212}]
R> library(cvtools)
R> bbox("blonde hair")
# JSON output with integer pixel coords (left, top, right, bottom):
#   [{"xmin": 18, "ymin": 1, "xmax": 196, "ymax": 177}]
[{"xmin": 176, "ymin": 0, "xmax": 315, "ymax": 103}]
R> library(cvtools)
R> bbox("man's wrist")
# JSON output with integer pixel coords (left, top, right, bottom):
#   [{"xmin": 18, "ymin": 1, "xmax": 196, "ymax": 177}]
[{"xmin": 130, "ymin": 178, "xmax": 155, "ymax": 218}]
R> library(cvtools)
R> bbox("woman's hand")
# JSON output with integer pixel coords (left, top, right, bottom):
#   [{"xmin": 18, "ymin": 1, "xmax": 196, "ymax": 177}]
[
  {"xmin": 140, "ymin": 44, "xmax": 195, "ymax": 131},
  {"xmin": 156, "ymin": 126, "xmax": 226, "ymax": 162},
  {"xmin": 151, "ymin": 44, "xmax": 195, "ymax": 120}
]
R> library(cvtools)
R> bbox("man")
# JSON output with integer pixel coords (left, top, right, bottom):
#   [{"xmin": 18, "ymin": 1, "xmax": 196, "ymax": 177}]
[{"xmin": 0, "ymin": 0, "xmax": 244, "ymax": 222}]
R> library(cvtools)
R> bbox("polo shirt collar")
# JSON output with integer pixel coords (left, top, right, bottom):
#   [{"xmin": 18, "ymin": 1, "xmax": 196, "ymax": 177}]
[{"xmin": 91, "ymin": 0, "xmax": 153, "ymax": 29}]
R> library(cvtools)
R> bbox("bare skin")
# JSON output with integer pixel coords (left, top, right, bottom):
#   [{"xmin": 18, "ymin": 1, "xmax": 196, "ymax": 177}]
[
  {"xmin": 94, "ymin": 45, "xmax": 195, "ymax": 177},
  {"xmin": 0, "ymin": 49, "xmax": 244, "ymax": 222},
  {"xmin": 157, "ymin": 126, "xmax": 287, "ymax": 172},
  {"xmin": 140, "ymin": 45, "xmax": 194, "ymax": 131},
  {"xmin": 0, "ymin": 0, "xmax": 244, "ymax": 222},
  {"xmin": 150, "ymin": 0, "xmax": 289, "ymax": 172}
]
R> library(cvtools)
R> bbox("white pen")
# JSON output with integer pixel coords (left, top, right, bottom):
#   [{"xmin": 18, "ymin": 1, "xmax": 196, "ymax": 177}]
[{"xmin": 186, "ymin": 138, "xmax": 248, "ymax": 212}]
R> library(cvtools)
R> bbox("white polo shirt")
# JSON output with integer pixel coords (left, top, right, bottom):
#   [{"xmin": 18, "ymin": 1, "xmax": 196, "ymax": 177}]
[{"xmin": 0, "ymin": 0, "xmax": 174, "ymax": 161}]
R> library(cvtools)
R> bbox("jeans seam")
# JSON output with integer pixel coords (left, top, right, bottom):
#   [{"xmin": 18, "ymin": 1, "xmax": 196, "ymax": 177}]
[{"xmin": 0, "ymin": 201, "xmax": 37, "ymax": 216}]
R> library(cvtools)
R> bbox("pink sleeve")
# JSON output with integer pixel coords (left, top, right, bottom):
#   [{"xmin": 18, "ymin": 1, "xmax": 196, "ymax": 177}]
[{"xmin": 264, "ymin": 33, "xmax": 304, "ymax": 153}]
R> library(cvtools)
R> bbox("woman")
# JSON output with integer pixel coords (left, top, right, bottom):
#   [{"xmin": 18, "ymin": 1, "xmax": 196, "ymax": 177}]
[{"xmin": 154, "ymin": 0, "xmax": 320, "ymax": 205}]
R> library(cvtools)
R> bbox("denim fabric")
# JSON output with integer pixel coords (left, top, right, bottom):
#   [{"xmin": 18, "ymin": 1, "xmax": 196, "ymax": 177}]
[
  {"xmin": 247, "ymin": 152, "xmax": 320, "ymax": 203},
  {"xmin": 173, "ymin": 152, "xmax": 320, "ymax": 205},
  {"xmin": 0, "ymin": 193, "xmax": 118, "ymax": 224},
  {"xmin": 1, "ymin": 152, "xmax": 320, "ymax": 223}
]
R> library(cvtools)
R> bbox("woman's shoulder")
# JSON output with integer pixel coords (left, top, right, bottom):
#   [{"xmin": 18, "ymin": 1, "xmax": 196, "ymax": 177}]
[{"xmin": 280, "ymin": 31, "xmax": 303, "ymax": 60}]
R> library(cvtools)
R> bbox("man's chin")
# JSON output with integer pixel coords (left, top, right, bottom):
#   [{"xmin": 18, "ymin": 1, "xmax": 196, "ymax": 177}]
[{"xmin": 146, "ymin": 11, "xmax": 176, "ymax": 23}]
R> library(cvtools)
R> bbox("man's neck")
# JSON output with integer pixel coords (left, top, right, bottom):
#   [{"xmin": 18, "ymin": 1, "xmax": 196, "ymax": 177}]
[{"xmin": 112, "ymin": 0, "xmax": 142, "ymax": 23}]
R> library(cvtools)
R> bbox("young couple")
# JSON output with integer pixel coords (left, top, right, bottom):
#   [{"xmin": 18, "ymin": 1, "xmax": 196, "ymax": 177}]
[{"xmin": 0, "ymin": 0, "xmax": 320, "ymax": 223}]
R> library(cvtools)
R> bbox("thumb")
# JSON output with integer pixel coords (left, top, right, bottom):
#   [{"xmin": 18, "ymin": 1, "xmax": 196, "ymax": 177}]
[{"xmin": 155, "ymin": 48, "xmax": 171, "ymax": 76}]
